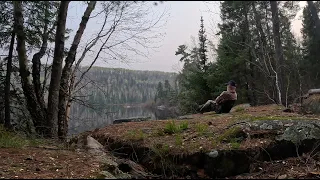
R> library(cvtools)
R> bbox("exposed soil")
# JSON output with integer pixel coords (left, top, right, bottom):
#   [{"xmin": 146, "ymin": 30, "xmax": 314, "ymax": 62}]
[
  {"xmin": 0, "ymin": 147, "xmax": 101, "ymax": 179},
  {"xmin": 232, "ymin": 156, "xmax": 320, "ymax": 179}
]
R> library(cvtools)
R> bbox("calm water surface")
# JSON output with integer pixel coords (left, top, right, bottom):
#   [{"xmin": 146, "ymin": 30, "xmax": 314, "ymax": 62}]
[{"xmin": 68, "ymin": 104, "xmax": 175, "ymax": 136}]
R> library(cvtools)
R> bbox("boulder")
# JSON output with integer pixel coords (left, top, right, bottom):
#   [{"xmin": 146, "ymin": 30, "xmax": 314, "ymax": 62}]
[{"xmin": 301, "ymin": 92, "xmax": 320, "ymax": 114}]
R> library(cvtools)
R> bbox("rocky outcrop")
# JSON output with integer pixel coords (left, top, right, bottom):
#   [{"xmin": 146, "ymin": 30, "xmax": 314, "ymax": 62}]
[{"xmin": 74, "ymin": 135, "xmax": 153, "ymax": 179}]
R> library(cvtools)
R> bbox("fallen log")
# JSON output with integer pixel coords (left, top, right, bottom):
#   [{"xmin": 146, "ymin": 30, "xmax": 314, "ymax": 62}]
[{"xmin": 113, "ymin": 116, "xmax": 151, "ymax": 124}]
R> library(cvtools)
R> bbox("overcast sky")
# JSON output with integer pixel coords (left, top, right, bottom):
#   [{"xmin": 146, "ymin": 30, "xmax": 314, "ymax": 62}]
[{"xmin": 65, "ymin": 1, "xmax": 305, "ymax": 73}]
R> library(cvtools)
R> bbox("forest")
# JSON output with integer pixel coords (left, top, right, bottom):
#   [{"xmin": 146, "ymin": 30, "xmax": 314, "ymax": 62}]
[
  {"xmin": 1, "ymin": 1, "xmax": 320, "ymax": 141},
  {"xmin": 170, "ymin": 1, "xmax": 320, "ymax": 113},
  {"xmin": 75, "ymin": 66, "xmax": 176, "ymax": 105}
]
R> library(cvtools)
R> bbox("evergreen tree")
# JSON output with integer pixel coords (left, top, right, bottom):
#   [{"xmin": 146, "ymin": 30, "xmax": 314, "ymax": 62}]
[
  {"xmin": 198, "ymin": 16, "xmax": 208, "ymax": 72},
  {"xmin": 301, "ymin": 3, "xmax": 320, "ymax": 88},
  {"xmin": 155, "ymin": 81, "xmax": 164, "ymax": 103},
  {"xmin": 174, "ymin": 17, "xmax": 211, "ymax": 112}
]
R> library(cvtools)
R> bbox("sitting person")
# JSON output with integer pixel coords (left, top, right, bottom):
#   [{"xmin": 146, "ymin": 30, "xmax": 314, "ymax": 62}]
[{"xmin": 198, "ymin": 80, "xmax": 237, "ymax": 114}]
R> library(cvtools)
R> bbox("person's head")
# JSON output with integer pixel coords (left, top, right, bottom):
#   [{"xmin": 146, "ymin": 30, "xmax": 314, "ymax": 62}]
[{"xmin": 226, "ymin": 80, "xmax": 237, "ymax": 91}]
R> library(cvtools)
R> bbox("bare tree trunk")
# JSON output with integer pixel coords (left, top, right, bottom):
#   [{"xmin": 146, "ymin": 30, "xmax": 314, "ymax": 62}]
[
  {"xmin": 47, "ymin": 1, "xmax": 70, "ymax": 138},
  {"xmin": 270, "ymin": 1, "xmax": 285, "ymax": 105},
  {"xmin": 58, "ymin": 1, "xmax": 96, "ymax": 139},
  {"xmin": 13, "ymin": 1, "xmax": 47, "ymax": 135},
  {"xmin": 4, "ymin": 32, "xmax": 15, "ymax": 129}
]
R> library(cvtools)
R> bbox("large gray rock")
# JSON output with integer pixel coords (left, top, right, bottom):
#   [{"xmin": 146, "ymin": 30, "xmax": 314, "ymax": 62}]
[
  {"xmin": 86, "ymin": 135, "xmax": 106, "ymax": 156},
  {"xmin": 302, "ymin": 93, "xmax": 320, "ymax": 114},
  {"xmin": 237, "ymin": 119, "xmax": 320, "ymax": 144}
]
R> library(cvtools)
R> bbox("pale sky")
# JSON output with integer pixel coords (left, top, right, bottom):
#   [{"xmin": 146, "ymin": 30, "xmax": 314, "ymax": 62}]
[{"xmin": 64, "ymin": 1, "xmax": 305, "ymax": 73}]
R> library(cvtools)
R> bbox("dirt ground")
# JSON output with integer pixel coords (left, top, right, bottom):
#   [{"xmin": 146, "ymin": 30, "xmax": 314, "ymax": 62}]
[{"xmin": 0, "ymin": 147, "xmax": 101, "ymax": 179}]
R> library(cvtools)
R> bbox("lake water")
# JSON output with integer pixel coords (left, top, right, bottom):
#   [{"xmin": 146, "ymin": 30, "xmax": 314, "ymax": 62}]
[{"xmin": 68, "ymin": 104, "xmax": 176, "ymax": 136}]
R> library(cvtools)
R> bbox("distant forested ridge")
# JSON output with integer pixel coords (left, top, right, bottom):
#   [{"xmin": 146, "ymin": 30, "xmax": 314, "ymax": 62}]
[{"xmin": 74, "ymin": 66, "xmax": 177, "ymax": 105}]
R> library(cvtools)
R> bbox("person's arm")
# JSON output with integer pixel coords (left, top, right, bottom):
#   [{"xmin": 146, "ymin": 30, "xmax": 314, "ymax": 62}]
[{"xmin": 215, "ymin": 91, "xmax": 228, "ymax": 104}]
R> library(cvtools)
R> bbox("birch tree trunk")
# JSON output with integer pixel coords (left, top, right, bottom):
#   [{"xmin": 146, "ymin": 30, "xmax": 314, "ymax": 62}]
[
  {"xmin": 46, "ymin": 1, "xmax": 70, "ymax": 138},
  {"xmin": 58, "ymin": 1, "xmax": 96, "ymax": 139},
  {"xmin": 270, "ymin": 1, "xmax": 285, "ymax": 105}
]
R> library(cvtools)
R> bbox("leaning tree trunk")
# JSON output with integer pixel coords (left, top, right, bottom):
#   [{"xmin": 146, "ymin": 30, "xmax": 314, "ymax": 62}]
[
  {"xmin": 58, "ymin": 1, "xmax": 96, "ymax": 139},
  {"xmin": 4, "ymin": 32, "xmax": 15, "ymax": 129},
  {"xmin": 270, "ymin": 1, "xmax": 285, "ymax": 105},
  {"xmin": 13, "ymin": 1, "xmax": 47, "ymax": 134},
  {"xmin": 46, "ymin": 1, "xmax": 70, "ymax": 138}
]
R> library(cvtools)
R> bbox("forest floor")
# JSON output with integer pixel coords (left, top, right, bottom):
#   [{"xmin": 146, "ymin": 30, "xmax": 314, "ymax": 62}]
[
  {"xmin": 0, "ymin": 128, "xmax": 101, "ymax": 179},
  {"xmin": 2, "ymin": 104, "xmax": 320, "ymax": 179}
]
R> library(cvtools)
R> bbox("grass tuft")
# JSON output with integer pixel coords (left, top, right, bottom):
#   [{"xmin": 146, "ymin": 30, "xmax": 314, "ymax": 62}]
[
  {"xmin": 195, "ymin": 123, "xmax": 208, "ymax": 135},
  {"xmin": 0, "ymin": 125, "xmax": 28, "ymax": 148},
  {"xmin": 163, "ymin": 120, "xmax": 189, "ymax": 135}
]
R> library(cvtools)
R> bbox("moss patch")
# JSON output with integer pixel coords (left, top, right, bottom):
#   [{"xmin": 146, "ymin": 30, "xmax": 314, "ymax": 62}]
[
  {"xmin": 217, "ymin": 127, "xmax": 245, "ymax": 143},
  {"xmin": 249, "ymin": 115, "xmax": 316, "ymax": 122}
]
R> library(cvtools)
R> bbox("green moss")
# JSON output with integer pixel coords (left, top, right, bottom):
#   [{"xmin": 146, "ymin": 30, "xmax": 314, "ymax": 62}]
[
  {"xmin": 217, "ymin": 126, "xmax": 244, "ymax": 143},
  {"xmin": 230, "ymin": 142, "xmax": 241, "ymax": 149},
  {"xmin": 249, "ymin": 116, "xmax": 316, "ymax": 122},
  {"xmin": 234, "ymin": 106, "xmax": 245, "ymax": 112},
  {"xmin": 234, "ymin": 113, "xmax": 316, "ymax": 122},
  {"xmin": 234, "ymin": 113, "xmax": 253, "ymax": 121}
]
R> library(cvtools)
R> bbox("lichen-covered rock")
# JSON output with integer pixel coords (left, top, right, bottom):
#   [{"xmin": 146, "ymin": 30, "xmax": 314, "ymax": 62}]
[
  {"xmin": 237, "ymin": 120, "xmax": 320, "ymax": 144},
  {"xmin": 301, "ymin": 93, "xmax": 320, "ymax": 114},
  {"xmin": 276, "ymin": 122, "xmax": 320, "ymax": 144}
]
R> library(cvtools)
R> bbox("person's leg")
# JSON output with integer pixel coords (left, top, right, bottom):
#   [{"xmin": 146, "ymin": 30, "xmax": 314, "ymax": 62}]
[
  {"xmin": 199, "ymin": 100, "xmax": 214, "ymax": 113},
  {"xmin": 210, "ymin": 101, "xmax": 217, "ymax": 111}
]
